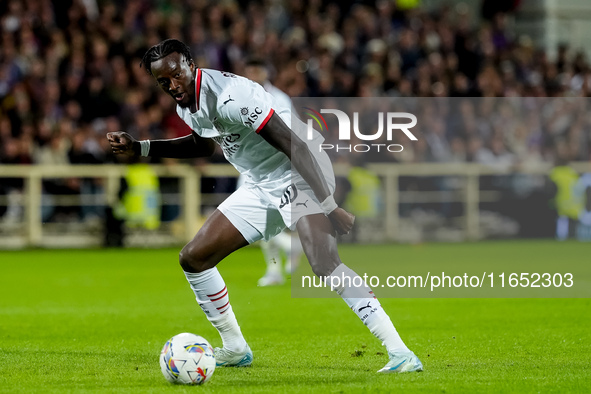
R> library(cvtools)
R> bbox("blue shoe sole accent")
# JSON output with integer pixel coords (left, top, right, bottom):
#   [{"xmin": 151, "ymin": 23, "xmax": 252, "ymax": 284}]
[
  {"xmin": 216, "ymin": 351, "xmax": 253, "ymax": 367},
  {"xmin": 388, "ymin": 360, "xmax": 406, "ymax": 371},
  {"xmin": 377, "ymin": 354, "xmax": 424, "ymax": 373},
  {"xmin": 235, "ymin": 352, "xmax": 253, "ymax": 367}
]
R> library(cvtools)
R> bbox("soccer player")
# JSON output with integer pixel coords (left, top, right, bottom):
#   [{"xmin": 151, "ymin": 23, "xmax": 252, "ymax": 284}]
[
  {"xmin": 107, "ymin": 39, "xmax": 422, "ymax": 373},
  {"xmin": 243, "ymin": 58, "xmax": 303, "ymax": 286}
]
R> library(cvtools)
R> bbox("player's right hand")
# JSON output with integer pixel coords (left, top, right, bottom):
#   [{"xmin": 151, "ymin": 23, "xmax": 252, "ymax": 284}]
[
  {"xmin": 107, "ymin": 131, "xmax": 138, "ymax": 156},
  {"xmin": 328, "ymin": 207, "xmax": 355, "ymax": 235}
]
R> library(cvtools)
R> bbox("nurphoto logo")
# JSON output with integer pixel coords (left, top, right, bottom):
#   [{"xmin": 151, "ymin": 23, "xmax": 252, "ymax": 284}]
[{"xmin": 304, "ymin": 107, "xmax": 418, "ymax": 153}]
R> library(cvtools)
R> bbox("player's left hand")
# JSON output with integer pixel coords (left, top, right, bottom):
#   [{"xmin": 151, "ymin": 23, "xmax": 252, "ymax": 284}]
[{"xmin": 328, "ymin": 207, "xmax": 355, "ymax": 235}]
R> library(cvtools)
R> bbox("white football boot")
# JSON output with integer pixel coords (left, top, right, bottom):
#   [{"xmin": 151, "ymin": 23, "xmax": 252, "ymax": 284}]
[
  {"xmin": 257, "ymin": 271, "xmax": 284, "ymax": 286},
  {"xmin": 377, "ymin": 351, "xmax": 423, "ymax": 373},
  {"xmin": 214, "ymin": 344, "xmax": 253, "ymax": 367}
]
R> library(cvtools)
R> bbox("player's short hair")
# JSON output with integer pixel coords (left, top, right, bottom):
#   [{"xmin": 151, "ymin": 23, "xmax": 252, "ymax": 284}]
[{"xmin": 140, "ymin": 39, "xmax": 194, "ymax": 75}]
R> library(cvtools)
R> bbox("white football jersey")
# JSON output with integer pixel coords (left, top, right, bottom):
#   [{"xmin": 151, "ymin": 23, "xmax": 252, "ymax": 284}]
[
  {"xmin": 263, "ymin": 81, "xmax": 293, "ymax": 113},
  {"xmin": 176, "ymin": 68, "xmax": 329, "ymax": 185}
]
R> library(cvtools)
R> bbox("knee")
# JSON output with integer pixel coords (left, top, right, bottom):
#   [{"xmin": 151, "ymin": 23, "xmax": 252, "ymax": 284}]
[{"xmin": 179, "ymin": 243, "xmax": 211, "ymax": 273}]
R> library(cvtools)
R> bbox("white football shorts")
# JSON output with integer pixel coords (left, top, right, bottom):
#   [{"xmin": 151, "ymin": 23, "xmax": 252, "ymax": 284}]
[{"xmin": 218, "ymin": 173, "xmax": 335, "ymax": 244}]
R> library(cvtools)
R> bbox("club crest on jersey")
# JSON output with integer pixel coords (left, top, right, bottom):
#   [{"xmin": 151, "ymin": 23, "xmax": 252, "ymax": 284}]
[
  {"xmin": 279, "ymin": 184, "xmax": 298, "ymax": 208},
  {"xmin": 240, "ymin": 107, "xmax": 249, "ymax": 116}
]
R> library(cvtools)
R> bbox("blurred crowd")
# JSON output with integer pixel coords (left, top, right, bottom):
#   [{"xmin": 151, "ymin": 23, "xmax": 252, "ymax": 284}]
[{"xmin": 1, "ymin": 0, "xmax": 590, "ymax": 170}]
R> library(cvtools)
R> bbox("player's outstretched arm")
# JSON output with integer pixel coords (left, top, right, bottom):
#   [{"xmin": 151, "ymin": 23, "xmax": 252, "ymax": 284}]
[
  {"xmin": 258, "ymin": 113, "xmax": 355, "ymax": 234},
  {"xmin": 106, "ymin": 131, "xmax": 215, "ymax": 158}
]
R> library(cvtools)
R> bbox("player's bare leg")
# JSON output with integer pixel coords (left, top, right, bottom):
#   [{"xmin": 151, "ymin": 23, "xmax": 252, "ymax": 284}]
[
  {"xmin": 296, "ymin": 213, "xmax": 423, "ymax": 373},
  {"xmin": 179, "ymin": 209, "xmax": 253, "ymax": 367}
]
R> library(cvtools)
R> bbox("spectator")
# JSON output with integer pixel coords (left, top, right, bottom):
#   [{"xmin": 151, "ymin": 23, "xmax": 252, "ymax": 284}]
[{"xmin": 0, "ymin": 0, "xmax": 589, "ymax": 173}]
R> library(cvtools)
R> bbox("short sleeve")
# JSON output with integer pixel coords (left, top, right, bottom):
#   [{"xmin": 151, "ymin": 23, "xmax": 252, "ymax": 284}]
[{"xmin": 216, "ymin": 85, "xmax": 275, "ymax": 133}]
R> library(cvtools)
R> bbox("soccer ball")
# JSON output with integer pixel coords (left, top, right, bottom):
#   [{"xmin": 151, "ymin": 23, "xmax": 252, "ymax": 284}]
[{"xmin": 159, "ymin": 333, "xmax": 216, "ymax": 385}]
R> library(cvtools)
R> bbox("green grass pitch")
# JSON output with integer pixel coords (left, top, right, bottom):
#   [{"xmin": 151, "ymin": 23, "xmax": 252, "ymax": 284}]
[{"xmin": 0, "ymin": 241, "xmax": 589, "ymax": 393}]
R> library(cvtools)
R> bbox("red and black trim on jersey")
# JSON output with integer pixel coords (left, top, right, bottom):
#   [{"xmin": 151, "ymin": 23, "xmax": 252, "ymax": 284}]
[
  {"xmin": 256, "ymin": 108, "xmax": 275, "ymax": 133},
  {"xmin": 194, "ymin": 68, "xmax": 203, "ymax": 110}
]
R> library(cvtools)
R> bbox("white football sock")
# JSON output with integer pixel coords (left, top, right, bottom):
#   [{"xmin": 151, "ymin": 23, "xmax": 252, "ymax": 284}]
[
  {"xmin": 184, "ymin": 268, "xmax": 247, "ymax": 352},
  {"xmin": 273, "ymin": 231, "xmax": 293, "ymax": 251},
  {"xmin": 556, "ymin": 216, "xmax": 569, "ymax": 240},
  {"xmin": 269, "ymin": 231, "xmax": 303, "ymax": 273},
  {"xmin": 329, "ymin": 264, "xmax": 410, "ymax": 355},
  {"xmin": 260, "ymin": 239, "xmax": 283, "ymax": 276}
]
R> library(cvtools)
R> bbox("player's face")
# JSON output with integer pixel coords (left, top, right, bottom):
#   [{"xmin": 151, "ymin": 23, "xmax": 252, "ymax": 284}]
[{"xmin": 151, "ymin": 52, "xmax": 196, "ymax": 108}]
